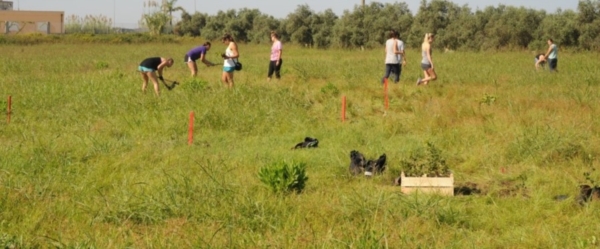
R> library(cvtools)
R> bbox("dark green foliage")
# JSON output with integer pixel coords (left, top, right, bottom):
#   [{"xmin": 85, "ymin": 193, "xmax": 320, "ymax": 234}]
[
  {"xmin": 320, "ymin": 82, "xmax": 340, "ymax": 96},
  {"xmin": 10, "ymin": 1, "xmax": 600, "ymax": 50},
  {"xmin": 0, "ymin": 233, "xmax": 23, "ymax": 249},
  {"xmin": 401, "ymin": 142, "xmax": 451, "ymax": 177},
  {"xmin": 174, "ymin": 12, "xmax": 208, "ymax": 36},
  {"xmin": 181, "ymin": 78, "xmax": 209, "ymax": 92},
  {"xmin": 258, "ymin": 161, "xmax": 308, "ymax": 194}
]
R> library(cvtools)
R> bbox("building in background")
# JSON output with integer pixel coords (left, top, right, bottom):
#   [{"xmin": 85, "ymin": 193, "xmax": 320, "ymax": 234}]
[
  {"xmin": 0, "ymin": 0, "xmax": 13, "ymax": 10},
  {"xmin": 0, "ymin": 0, "xmax": 64, "ymax": 34}
]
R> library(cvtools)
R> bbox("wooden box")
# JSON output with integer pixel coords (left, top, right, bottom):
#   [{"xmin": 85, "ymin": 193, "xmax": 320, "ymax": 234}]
[{"xmin": 400, "ymin": 172, "xmax": 454, "ymax": 196}]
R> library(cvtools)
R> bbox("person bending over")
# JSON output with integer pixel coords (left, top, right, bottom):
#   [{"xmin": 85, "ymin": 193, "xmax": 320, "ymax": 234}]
[
  {"xmin": 185, "ymin": 42, "xmax": 215, "ymax": 77},
  {"xmin": 535, "ymin": 53, "xmax": 547, "ymax": 70},
  {"xmin": 138, "ymin": 57, "xmax": 174, "ymax": 96}
]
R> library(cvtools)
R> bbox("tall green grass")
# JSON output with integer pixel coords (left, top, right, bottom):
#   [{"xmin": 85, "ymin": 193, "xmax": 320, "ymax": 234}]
[{"xmin": 1, "ymin": 41, "xmax": 600, "ymax": 248}]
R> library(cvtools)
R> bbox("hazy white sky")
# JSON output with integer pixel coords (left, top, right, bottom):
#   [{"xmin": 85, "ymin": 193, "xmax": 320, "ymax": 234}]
[{"xmin": 14, "ymin": 0, "xmax": 579, "ymax": 28}]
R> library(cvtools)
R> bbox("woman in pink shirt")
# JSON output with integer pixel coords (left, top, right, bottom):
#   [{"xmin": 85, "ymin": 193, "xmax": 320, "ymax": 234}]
[{"xmin": 268, "ymin": 31, "xmax": 283, "ymax": 81}]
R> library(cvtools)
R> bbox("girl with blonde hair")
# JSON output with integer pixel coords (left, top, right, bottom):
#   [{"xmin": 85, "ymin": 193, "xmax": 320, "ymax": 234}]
[{"xmin": 416, "ymin": 33, "xmax": 436, "ymax": 86}]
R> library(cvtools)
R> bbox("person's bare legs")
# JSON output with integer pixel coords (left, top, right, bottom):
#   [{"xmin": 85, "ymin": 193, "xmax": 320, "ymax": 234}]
[
  {"xmin": 141, "ymin": 72, "xmax": 149, "ymax": 93},
  {"xmin": 148, "ymin": 72, "xmax": 160, "ymax": 96},
  {"xmin": 420, "ymin": 68, "xmax": 437, "ymax": 85},
  {"xmin": 187, "ymin": 61, "xmax": 198, "ymax": 77},
  {"xmin": 222, "ymin": 71, "xmax": 234, "ymax": 88}
]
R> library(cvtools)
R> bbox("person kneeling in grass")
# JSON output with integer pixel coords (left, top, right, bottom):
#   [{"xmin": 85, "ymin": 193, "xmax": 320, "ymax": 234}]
[{"xmin": 138, "ymin": 57, "xmax": 174, "ymax": 96}]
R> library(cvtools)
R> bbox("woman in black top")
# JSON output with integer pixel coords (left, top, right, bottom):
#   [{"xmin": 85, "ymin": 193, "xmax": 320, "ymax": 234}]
[{"xmin": 138, "ymin": 57, "xmax": 174, "ymax": 96}]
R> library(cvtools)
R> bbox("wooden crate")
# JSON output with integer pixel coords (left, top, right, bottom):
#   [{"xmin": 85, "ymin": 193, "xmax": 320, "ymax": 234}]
[{"xmin": 400, "ymin": 172, "xmax": 454, "ymax": 196}]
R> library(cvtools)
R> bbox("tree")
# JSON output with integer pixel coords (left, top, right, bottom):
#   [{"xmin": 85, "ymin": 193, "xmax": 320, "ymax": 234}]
[
  {"xmin": 576, "ymin": 0, "xmax": 600, "ymax": 50},
  {"xmin": 534, "ymin": 9, "xmax": 579, "ymax": 49},
  {"xmin": 333, "ymin": 2, "xmax": 412, "ymax": 48},
  {"xmin": 408, "ymin": 0, "xmax": 461, "ymax": 48},
  {"xmin": 174, "ymin": 11, "xmax": 207, "ymax": 36},
  {"xmin": 248, "ymin": 14, "xmax": 281, "ymax": 44},
  {"xmin": 140, "ymin": 0, "xmax": 170, "ymax": 35},
  {"xmin": 311, "ymin": 9, "xmax": 338, "ymax": 48},
  {"xmin": 162, "ymin": 0, "xmax": 185, "ymax": 31}
]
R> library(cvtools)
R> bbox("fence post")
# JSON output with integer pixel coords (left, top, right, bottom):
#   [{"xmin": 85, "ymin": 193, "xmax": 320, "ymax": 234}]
[{"xmin": 188, "ymin": 111, "xmax": 194, "ymax": 145}]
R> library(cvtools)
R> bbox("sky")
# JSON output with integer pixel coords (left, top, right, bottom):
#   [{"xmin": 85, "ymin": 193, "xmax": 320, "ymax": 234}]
[{"xmin": 13, "ymin": 0, "xmax": 579, "ymax": 28}]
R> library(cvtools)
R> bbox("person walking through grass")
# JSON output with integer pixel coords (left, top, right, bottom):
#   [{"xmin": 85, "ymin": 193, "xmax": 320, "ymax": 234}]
[
  {"xmin": 544, "ymin": 38, "xmax": 558, "ymax": 72},
  {"xmin": 381, "ymin": 30, "xmax": 406, "ymax": 84},
  {"xmin": 138, "ymin": 57, "xmax": 174, "ymax": 96},
  {"xmin": 185, "ymin": 42, "xmax": 215, "ymax": 77},
  {"xmin": 416, "ymin": 33, "xmax": 436, "ymax": 86},
  {"xmin": 221, "ymin": 33, "xmax": 239, "ymax": 88},
  {"xmin": 268, "ymin": 31, "xmax": 283, "ymax": 81}
]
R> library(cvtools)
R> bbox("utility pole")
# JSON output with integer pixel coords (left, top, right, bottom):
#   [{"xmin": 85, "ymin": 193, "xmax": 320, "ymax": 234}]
[{"xmin": 362, "ymin": 0, "xmax": 365, "ymax": 7}]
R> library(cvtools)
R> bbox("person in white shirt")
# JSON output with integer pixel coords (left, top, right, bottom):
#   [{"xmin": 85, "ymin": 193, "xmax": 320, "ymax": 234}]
[
  {"xmin": 544, "ymin": 38, "xmax": 558, "ymax": 72},
  {"xmin": 381, "ymin": 30, "xmax": 406, "ymax": 84}
]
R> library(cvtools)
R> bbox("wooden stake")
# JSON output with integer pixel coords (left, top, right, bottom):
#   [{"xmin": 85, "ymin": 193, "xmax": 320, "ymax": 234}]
[
  {"xmin": 188, "ymin": 111, "xmax": 194, "ymax": 145},
  {"xmin": 7, "ymin": 95, "xmax": 11, "ymax": 124},
  {"xmin": 384, "ymin": 78, "xmax": 389, "ymax": 110},
  {"xmin": 341, "ymin": 95, "xmax": 346, "ymax": 122}
]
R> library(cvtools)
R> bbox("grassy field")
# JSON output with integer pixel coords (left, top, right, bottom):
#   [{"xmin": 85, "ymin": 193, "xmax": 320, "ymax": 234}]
[{"xmin": 1, "ymin": 39, "xmax": 600, "ymax": 248}]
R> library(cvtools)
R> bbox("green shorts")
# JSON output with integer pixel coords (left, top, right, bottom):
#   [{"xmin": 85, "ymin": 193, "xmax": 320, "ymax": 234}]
[{"xmin": 223, "ymin": 66, "xmax": 235, "ymax": 72}]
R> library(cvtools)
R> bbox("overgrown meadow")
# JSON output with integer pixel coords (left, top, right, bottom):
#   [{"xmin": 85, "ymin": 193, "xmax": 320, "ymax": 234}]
[{"xmin": 1, "ymin": 39, "xmax": 600, "ymax": 248}]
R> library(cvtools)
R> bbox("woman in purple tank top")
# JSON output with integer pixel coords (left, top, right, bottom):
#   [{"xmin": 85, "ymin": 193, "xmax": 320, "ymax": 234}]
[{"xmin": 185, "ymin": 42, "xmax": 215, "ymax": 77}]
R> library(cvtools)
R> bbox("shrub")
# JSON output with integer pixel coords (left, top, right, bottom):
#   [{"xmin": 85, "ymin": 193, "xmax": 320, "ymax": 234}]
[
  {"xmin": 401, "ymin": 142, "xmax": 451, "ymax": 177},
  {"xmin": 258, "ymin": 161, "xmax": 308, "ymax": 194},
  {"xmin": 320, "ymin": 82, "xmax": 339, "ymax": 96}
]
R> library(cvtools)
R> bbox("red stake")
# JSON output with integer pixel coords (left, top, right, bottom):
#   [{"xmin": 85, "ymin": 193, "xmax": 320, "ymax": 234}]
[
  {"xmin": 7, "ymin": 95, "xmax": 11, "ymax": 124},
  {"xmin": 384, "ymin": 78, "xmax": 389, "ymax": 110},
  {"xmin": 341, "ymin": 95, "xmax": 346, "ymax": 122},
  {"xmin": 188, "ymin": 111, "xmax": 194, "ymax": 145}
]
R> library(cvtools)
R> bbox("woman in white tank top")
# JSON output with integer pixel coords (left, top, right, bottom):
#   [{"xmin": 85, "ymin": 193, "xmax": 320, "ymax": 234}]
[{"xmin": 221, "ymin": 33, "xmax": 239, "ymax": 88}]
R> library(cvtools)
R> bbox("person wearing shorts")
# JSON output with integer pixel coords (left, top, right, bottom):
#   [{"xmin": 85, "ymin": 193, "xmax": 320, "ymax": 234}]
[
  {"xmin": 138, "ymin": 57, "xmax": 174, "ymax": 96},
  {"xmin": 184, "ymin": 42, "xmax": 215, "ymax": 77},
  {"xmin": 221, "ymin": 33, "xmax": 239, "ymax": 88},
  {"xmin": 544, "ymin": 39, "xmax": 558, "ymax": 72},
  {"xmin": 416, "ymin": 33, "xmax": 436, "ymax": 86}
]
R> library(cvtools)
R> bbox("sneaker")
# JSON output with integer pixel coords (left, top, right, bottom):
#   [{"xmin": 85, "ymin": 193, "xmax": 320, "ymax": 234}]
[{"xmin": 416, "ymin": 78, "xmax": 422, "ymax": 85}]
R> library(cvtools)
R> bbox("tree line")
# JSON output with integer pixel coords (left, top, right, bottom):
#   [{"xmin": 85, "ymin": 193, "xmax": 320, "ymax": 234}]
[{"xmin": 146, "ymin": 0, "xmax": 600, "ymax": 51}]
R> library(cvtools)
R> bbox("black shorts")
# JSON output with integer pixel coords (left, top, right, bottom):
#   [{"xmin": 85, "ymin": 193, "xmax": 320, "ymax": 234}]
[
  {"xmin": 184, "ymin": 55, "xmax": 196, "ymax": 63},
  {"xmin": 548, "ymin": 58, "xmax": 557, "ymax": 71},
  {"xmin": 421, "ymin": 63, "xmax": 432, "ymax": 70}
]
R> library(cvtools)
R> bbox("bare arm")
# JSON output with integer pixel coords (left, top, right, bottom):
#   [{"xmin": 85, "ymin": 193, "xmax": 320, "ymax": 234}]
[
  {"xmin": 276, "ymin": 48, "xmax": 282, "ymax": 65},
  {"xmin": 200, "ymin": 53, "xmax": 213, "ymax": 66},
  {"xmin": 401, "ymin": 48, "xmax": 406, "ymax": 65},
  {"xmin": 157, "ymin": 58, "xmax": 170, "ymax": 77},
  {"xmin": 544, "ymin": 44, "xmax": 553, "ymax": 58}
]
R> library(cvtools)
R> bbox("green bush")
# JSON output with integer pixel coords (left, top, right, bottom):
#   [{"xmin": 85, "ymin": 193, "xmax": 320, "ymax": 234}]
[
  {"xmin": 401, "ymin": 142, "xmax": 451, "ymax": 177},
  {"xmin": 258, "ymin": 161, "xmax": 308, "ymax": 194}
]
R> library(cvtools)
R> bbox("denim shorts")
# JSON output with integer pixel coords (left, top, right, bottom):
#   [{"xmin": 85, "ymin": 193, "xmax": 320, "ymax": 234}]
[
  {"xmin": 138, "ymin": 66, "xmax": 155, "ymax": 72},
  {"xmin": 223, "ymin": 66, "xmax": 235, "ymax": 72},
  {"xmin": 421, "ymin": 63, "xmax": 432, "ymax": 70}
]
